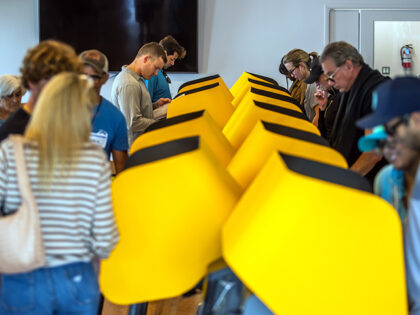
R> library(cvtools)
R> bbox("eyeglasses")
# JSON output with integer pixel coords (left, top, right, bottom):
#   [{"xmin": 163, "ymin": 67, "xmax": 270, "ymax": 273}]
[
  {"xmin": 384, "ymin": 115, "xmax": 410, "ymax": 135},
  {"xmin": 288, "ymin": 65, "xmax": 298, "ymax": 75},
  {"xmin": 87, "ymin": 74, "xmax": 102, "ymax": 82},
  {"xmin": 326, "ymin": 66, "xmax": 342, "ymax": 82}
]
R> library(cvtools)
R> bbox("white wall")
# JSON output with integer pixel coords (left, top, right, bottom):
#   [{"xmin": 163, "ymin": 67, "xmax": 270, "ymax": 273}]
[
  {"xmin": 374, "ymin": 21, "xmax": 420, "ymax": 77},
  {"xmin": 2, "ymin": 0, "xmax": 420, "ymax": 101}
]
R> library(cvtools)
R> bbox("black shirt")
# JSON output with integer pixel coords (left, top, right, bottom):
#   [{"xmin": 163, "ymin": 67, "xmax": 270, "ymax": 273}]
[
  {"xmin": 329, "ymin": 64, "xmax": 389, "ymax": 183},
  {"xmin": 0, "ymin": 108, "xmax": 31, "ymax": 143},
  {"xmin": 318, "ymin": 88, "xmax": 340, "ymax": 141}
]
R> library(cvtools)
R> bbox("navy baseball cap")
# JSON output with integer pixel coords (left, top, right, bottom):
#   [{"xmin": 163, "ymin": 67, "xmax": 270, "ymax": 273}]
[{"xmin": 356, "ymin": 77, "xmax": 420, "ymax": 129}]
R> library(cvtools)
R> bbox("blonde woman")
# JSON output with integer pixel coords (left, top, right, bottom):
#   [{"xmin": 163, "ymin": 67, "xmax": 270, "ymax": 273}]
[
  {"xmin": 0, "ymin": 75, "xmax": 25, "ymax": 126},
  {"xmin": 0, "ymin": 72, "xmax": 119, "ymax": 314},
  {"xmin": 283, "ymin": 49, "xmax": 320, "ymax": 125}
]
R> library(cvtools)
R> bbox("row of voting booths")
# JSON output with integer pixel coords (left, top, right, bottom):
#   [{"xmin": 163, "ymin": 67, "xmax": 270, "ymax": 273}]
[{"xmin": 99, "ymin": 72, "xmax": 408, "ymax": 314}]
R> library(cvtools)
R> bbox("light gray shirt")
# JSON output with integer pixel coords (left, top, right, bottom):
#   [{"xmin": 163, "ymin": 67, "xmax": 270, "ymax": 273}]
[{"xmin": 111, "ymin": 66, "xmax": 156, "ymax": 146}]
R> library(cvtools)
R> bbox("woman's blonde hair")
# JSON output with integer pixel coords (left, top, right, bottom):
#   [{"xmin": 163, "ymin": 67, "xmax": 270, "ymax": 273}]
[
  {"xmin": 25, "ymin": 72, "xmax": 97, "ymax": 183},
  {"xmin": 283, "ymin": 49, "xmax": 318, "ymax": 69}
]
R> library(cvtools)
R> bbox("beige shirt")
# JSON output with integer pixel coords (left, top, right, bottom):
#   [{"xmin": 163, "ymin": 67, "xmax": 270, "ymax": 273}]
[{"xmin": 111, "ymin": 66, "xmax": 156, "ymax": 146}]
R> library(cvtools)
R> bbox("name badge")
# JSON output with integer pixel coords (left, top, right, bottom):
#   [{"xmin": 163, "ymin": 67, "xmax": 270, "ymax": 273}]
[{"xmin": 90, "ymin": 130, "xmax": 108, "ymax": 149}]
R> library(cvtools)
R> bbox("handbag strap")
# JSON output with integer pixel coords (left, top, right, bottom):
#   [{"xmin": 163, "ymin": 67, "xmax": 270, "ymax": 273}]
[{"xmin": 10, "ymin": 135, "xmax": 36, "ymax": 204}]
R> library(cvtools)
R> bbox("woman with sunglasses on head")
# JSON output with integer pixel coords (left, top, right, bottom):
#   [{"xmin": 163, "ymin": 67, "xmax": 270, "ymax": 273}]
[
  {"xmin": 282, "ymin": 49, "xmax": 319, "ymax": 125},
  {"xmin": 0, "ymin": 72, "xmax": 119, "ymax": 314},
  {"xmin": 0, "ymin": 75, "xmax": 26, "ymax": 127}
]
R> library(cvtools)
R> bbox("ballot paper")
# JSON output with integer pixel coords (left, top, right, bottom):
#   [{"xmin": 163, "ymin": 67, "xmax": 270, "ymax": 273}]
[{"xmin": 153, "ymin": 103, "xmax": 169, "ymax": 120}]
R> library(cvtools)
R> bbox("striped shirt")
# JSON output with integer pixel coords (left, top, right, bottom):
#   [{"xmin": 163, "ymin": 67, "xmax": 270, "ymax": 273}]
[{"xmin": 0, "ymin": 138, "xmax": 119, "ymax": 267}]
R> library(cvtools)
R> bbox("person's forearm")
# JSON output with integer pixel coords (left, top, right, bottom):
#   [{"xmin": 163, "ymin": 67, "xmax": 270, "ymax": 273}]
[
  {"xmin": 350, "ymin": 152, "xmax": 382, "ymax": 176},
  {"xmin": 113, "ymin": 150, "xmax": 129, "ymax": 175}
]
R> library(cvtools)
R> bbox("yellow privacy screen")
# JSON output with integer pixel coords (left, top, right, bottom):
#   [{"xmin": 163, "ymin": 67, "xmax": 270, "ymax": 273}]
[
  {"xmin": 130, "ymin": 110, "xmax": 234, "ymax": 167},
  {"xmin": 167, "ymin": 82, "xmax": 234, "ymax": 129},
  {"xmin": 178, "ymin": 74, "xmax": 233, "ymax": 102},
  {"xmin": 230, "ymin": 72, "xmax": 278, "ymax": 98},
  {"xmin": 100, "ymin": 136, "xmax": 242, "ymax": 305},
  {"xmin": 223, "ymin": 153, "xmax": 407, "ymax": 315},
  {"xmin": 223, "ymin": 99, "xmax": 319, "ymax": 150},
  {"xmin": 232, "ymin": 78, "xmax": 291, "ymax": 108},
  {"xmin": 228, "ymin": 120, "xmax": 348, "ymax": 189}
]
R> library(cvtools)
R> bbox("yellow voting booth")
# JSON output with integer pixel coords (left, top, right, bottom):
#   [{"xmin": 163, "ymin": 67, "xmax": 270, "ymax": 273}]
[
  {"xmin": 167, "ymin": 83, "xmax": 235, "ymax": 129},
  {"xmin": 100, "ymin": 136, "xmax": 242, "ymax": 305},
  {"xmin": 228, "ymin": 120, "xmax": 348, "ymax": 189},
  {"xmin": 230, "ymin": 72, "xmax": 278, "ymax": 98},
  {"xmin": 178, "ymin": 74, "xmax": 233, "ymax": 103},
  {"xmin": 223, "ymin": 153, "xmax": 407, "ymax": 315},
  {"xmin": 129, "ymin": 110, "xmax": 235, "ymax": 167},
  {"xmin": 223, "ymin": 99, "xmax": 319, "ymax": 149},
  {"xmin": 232, "ymin": 78, "xmax": 291, "ymax": 108}
]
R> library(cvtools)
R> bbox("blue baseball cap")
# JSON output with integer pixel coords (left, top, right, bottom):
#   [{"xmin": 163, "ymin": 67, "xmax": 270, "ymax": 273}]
[
  {"xmin": 358, "ymin": 125, "xmax": 387, "ymax": 152},
  {"xmin": 356, "ymin": 77, "xmax": 420, "ymax": 129}
]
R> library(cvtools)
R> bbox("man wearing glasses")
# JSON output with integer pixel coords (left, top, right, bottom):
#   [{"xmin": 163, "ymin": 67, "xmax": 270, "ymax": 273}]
[
  {"xmin": 356, "ymin": 77, "xmax": 420, "ymax": 315},
  {"xmin": 80, "ymin": 50, "xmax": 128, "ymax": 175},
  {"xmin": 146, "ymin": 35, "xmax": 186, "ymax": 103},
  {"xmin": 319, "ymin": 41, "xmax": 389, "ymax": 184}
]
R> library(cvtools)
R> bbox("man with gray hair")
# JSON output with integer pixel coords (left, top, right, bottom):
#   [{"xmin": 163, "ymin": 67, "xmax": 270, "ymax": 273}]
[{"xmin": 320, "ymin": 41, "xmax": 388, "ymax": 183}]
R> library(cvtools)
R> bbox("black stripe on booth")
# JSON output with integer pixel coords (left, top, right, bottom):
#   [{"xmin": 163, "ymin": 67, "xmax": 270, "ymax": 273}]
[
  {"xmin": 262, "ymin": 121, "xmax": 328, "ymax": 147},
  {"xmin": 248, "ymin": 78, "xmax": 290, "ymax": 94},
  {"xmin": 280, "ymin": 153, "xmax": 372, "ymax": 193},
  {"xmin": 250, "ymin": 87, "xmax": 302, "ymax": 108},
  {"xmin": 178, "ymin": 74, "xmax": 220, "ymax": 92},
  {"xmin": 174, "ymin": 82, "xmax": 219, "ymax": 99},
  {"xmin": 246, "ymin": 72, "xmax": 278, "ymax": 86},
  {"xmin": 144, "ymin": 110, "xmax": 205, "ymax": 133},
  {"xmin": 125, "ymin": 136, "xmax": 200, "ymax": 170},
  {"xmin": 254, "ymin": 101, "xmax": 308, "ymax": 121}
]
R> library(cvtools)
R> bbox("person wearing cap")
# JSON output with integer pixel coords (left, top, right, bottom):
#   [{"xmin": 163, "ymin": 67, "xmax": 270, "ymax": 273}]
[
  {"xmin": 356, "ymin": 77, "xmax": 420, "ymax": 315},
  {"xmin": 359, "ymin": 125, "xmax": 419, "ymax": 226},
  {"xmin": 0, "ymin": 40, "xmax": 82, "ymax": 142},
  {"xmin": 111, "ymin": 42, "xmax": 171, "ymax": 146},
  {"xmin": 146, "ymin": 35, "xmax": 186, "ymax": 103},
  {"xmin": 282, "ymin": 49, "xmax": 319, "ymax": 124},
  {"xmin": 305, "ymin": 57, "xmax": 340, "ymax": 140},
  {"xmin": 320, "ymin": 41, "xmax": 388, "ymax": 182},
  {"xmin": 80, "ymin": 49, "xmax": 129, "ymax": 174}
]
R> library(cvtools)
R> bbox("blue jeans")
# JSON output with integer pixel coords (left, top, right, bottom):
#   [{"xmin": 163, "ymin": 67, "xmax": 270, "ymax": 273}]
[{"xmin": 0, "ymin": 262, "xmax": 100, "ymax": 314}]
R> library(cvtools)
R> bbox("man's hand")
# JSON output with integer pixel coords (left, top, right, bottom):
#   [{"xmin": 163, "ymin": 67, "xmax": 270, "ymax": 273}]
[
  {"xmin": 156, "ymin": 98, "xmax": 171, "ymax": 107},
  {"xmin": 314, "ymin": 89, "xmax": 328, "ymax": 111}
]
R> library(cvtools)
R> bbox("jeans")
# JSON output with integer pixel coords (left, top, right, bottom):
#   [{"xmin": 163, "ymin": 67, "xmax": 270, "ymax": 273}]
[{"xmin": 0, "ymin": 262, "xmax": 99, "ymax": 315}]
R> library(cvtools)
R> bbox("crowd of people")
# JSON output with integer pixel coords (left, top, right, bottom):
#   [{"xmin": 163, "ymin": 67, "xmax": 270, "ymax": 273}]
[{"xmin": 0, "ymin": 35, "xmax": 420, "ymax": 314}]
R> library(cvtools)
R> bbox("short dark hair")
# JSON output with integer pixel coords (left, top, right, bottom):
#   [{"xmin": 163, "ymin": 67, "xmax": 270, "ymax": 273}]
[
  {"xmin": 159, "ymin": 35, "xmax": 186, "ymax": 59},
  {"xmin": 136, "ymin": 42, "xmax": 167, "ymax": 64},
  {"xmin": 320, "ymin": 41, "xmax": 364, "ymax": 67}
]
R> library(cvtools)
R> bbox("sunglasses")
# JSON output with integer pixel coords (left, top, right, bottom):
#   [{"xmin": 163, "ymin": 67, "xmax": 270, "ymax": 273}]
[{"xmin": 384, "ymin": 115, "xmax": 410, "ymax": 135}]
